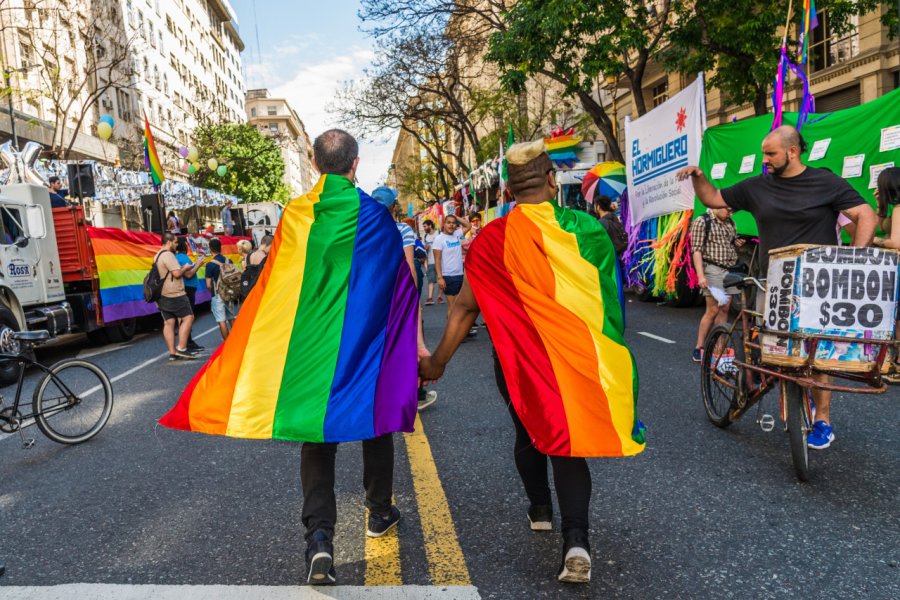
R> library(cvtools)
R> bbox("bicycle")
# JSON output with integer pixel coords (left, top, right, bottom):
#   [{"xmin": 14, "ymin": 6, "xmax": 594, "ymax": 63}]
[
  {"xmin": 0, "ymin": 330, "xmax": 113, "ymax": 449},
  {"xmin": 699, "ymin": 273, "xmax": 894, "ymax": 481}
]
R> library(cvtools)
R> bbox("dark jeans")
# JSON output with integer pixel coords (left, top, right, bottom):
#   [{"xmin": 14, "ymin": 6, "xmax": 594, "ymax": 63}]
[
  {"xmin": 493, "ymin": 352, "xmax": 591, "ymax": 533},
  {"xmin": 300, "ymin": 434, "xmax": 394, "ymax": 543},
  {"xmin": 184, "ymin": 286, "xmax": 198, "ymax": 347}
]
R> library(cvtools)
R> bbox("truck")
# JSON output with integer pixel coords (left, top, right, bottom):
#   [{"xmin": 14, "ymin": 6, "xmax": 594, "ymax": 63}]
[{"xmin": 0, "ymin": 184, "xmax": 140, "ymax": 384}]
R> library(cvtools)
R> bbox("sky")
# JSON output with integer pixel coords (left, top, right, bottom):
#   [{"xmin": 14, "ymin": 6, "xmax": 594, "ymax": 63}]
[{"xmin": 229, "ymin": 0, "xmax": 395, "ymax": 192}]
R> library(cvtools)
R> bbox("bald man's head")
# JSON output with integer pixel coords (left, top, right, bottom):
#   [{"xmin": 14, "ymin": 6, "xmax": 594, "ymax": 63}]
[
  {"xmin": 761, "ymin": 125, "xmax": 806, "ymax": 177},
  {"xmin": 765, "ymin": 125, "xmax": 806, "ymax": 154},
  {"xmin": 313, "ymin": 129, "xmax": 359, "ymax": 177}
]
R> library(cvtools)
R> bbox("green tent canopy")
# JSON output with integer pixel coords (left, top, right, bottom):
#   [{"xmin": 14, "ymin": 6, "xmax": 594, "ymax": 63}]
[{"xmin": 697, "ymin": 87, "xmax": 900, "ymax": 236}]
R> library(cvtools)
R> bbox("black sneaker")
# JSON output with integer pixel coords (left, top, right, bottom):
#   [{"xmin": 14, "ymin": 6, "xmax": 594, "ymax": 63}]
[
  {"xmin": 174, "ymin": 348, "xmax": 196, "ymax": 360},
  {"xmin": 187, "ymin": 343, "xmax": 205, "ymax": 353},
  {"xmin": 527, "ymin": 504, "xmax": 553, "ymax": 531},
  {"xmin": 557, "ymin": 529, "xmax": 591, "ymax": 583},
  {"xmin": 366, "ymin": 506, "xmax": 401, "ymax": 538},
  {"xmin": 692, "ymin": 348, "xmax": 703, "ymax": 362},
  {"xmin": 305, "ymin": 529, "xmax": 336, "ymax": 585}
]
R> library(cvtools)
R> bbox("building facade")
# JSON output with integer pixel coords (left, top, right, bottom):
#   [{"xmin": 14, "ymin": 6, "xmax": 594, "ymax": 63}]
[
  {"xmin": 0, "ymin": 0, "xmax": 246, "ymax": 176},
  {"xmin": 246, "ymin": 88, "xmax": 315, "ymax": 195}
]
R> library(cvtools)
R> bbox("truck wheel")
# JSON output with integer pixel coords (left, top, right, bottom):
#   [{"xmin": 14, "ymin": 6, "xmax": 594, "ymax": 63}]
[
  {"xmin": 86, "ymin": 328, "xmax": 108, "ymax": 345},
  {"xmin": 0, "ymin": 307, "xmax": 22, "ymax": 385},
  {"xmin": 104, "ymin": 318, "xmax": 137, "ymax": 343}
]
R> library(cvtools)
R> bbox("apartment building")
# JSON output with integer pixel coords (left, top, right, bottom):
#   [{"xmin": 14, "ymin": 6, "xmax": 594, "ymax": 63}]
[
  {"xmin": 246, "ymin": 88, "xmax": 315, "ymax": 195},
  {"xmin": 0, "ymin": 0, "xmax": 246, "ymax": 176}
]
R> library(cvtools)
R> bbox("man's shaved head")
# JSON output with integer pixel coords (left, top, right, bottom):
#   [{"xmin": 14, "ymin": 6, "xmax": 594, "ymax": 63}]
[
  {"xmin": 761, "ymin": 125, "xmax": 807, "ymax": 177},
  {"xmin": 765, "ymin": 125, "xmax": 804, "ymax": 153}
]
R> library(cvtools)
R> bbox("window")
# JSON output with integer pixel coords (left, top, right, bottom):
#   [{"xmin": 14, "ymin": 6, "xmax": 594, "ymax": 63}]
[
  {"xmin": 0, "ymin": 207, "xmax": 24, "ymax": 245},
  {"xmin": 267, "ymin": 105, "xmax": 277, "ymax": 116},
  {"xmin": 269, "ymin": 124, "xmax": 279, "ymax": 134},
  {"xmin": 809, "ymin": 11, "xmax": 859, "ymax": 73},
  {"xmin": 250, "ymin": 107, "xmax": 257, "ymax": 117},
  {"xmin": 651, "ymin": 80, "xmax": 668, "ymax": 107}
]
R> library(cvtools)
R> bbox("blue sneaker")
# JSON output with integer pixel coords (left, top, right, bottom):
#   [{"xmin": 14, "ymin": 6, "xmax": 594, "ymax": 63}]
[{"xmin": 807, "ymin": 420, "xmax": 834, "ymax": 450}]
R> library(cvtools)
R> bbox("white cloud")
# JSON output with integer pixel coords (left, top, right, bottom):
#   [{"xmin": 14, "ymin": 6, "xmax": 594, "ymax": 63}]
[{"xmin": 259, "ymin": 47, "xmax": 393, "ymax": 191}]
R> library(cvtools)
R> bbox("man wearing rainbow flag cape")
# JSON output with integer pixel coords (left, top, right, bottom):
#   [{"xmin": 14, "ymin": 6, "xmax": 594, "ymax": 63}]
[
  {"xmin": 160, "ymin": 129, "xmax": 419, "ymax": 585},
  {"xmin": 420, "ymin": 140, "xmax": 645, "ymax": 584}
]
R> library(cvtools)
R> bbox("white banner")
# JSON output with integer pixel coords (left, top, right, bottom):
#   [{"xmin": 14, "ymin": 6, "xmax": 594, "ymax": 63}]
[{"xmin": 625, "ymin": 74, "xmax": 707, "ymax": 225}]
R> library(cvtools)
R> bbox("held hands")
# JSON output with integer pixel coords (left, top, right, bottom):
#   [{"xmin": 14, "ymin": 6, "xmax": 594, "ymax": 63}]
[
  {"xmin": 675, "ymin": 166, "xmax": 703, "ymax": 181},
  {"xmin": 418, "ymin": 355, "xmax": 445, "ymax": 383}
]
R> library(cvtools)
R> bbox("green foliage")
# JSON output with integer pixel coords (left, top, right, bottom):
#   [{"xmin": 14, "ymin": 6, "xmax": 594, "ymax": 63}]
[
  {"xmin": 191, "ymin": 123, "xmax": 286, "ymax": 204},
  {"xmin": 660, "ymin": 0, "xmax": 888, "ymax": 114}
]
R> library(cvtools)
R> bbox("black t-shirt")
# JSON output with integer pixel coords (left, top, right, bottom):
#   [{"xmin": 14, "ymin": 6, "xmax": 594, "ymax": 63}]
[{"xmin": 720, "ymin": 167, "xmax": 865, "ymax": 274}]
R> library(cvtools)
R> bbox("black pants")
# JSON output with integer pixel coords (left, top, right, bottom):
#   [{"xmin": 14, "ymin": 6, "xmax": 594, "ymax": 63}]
[
  {"xmin": 300, "ymin": 434, "xmax": 394, "ymax": 543},
  {"xmin": 493, "ymin": 353, "xmax": 592, "ymax": 533},
  {"xmin": 184, "ymin": 286, "xmax": 197, "ymax": 347}
]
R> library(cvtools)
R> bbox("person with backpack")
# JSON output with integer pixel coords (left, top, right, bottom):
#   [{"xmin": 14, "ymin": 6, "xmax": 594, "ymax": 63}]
[
  {"xmin": 205, "ymin": 237, "xmax": 238, "ymax": 341},
  {"xmin": 174, "ymin": 237, "xmax": 208, "ymax": 353},
  {"xmin": 689, "ymin": 208, "xmax": 741, "ymax": 362},
  {"xmin": 241, "ymin": 234, "xmax": 272, "ymax": 300},
  {"xmin": 152, "ymin": 232, "xmax": 197, "ymax": 361}
]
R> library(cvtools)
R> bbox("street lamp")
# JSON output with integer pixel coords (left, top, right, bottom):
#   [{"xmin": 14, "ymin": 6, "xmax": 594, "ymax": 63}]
[{"xmin": 3, "ymin": 64, "xmax": 35, "ymax": 151}]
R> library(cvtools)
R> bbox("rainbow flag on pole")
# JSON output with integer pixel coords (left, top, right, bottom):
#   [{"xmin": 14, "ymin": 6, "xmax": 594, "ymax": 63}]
[
  {"xmin": 160, "ymin": 175, "xmax": 419, "ymax": 442},
  {"xmin": 143, "ymin": 115, "xmax": 165, "ymax": 188},
  {"xmin": 465, "ymin": 201, "xmax": 645, "ymax": 457}
]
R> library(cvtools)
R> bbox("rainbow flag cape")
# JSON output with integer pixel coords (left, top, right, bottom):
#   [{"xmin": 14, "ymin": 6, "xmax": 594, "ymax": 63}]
[
  {"xmin": 465, "ymin": 201, "xmax": 645, "ymax": 457},
  {"xmin": 86, "ymin": 227, "xmax": 244, "ymax": 323},
  {"xmin": 143, "ymin": 115, "xmax": 165, "ymax": 188},
  {"xmin": 160, "ymin": 175, "xmax": 419, "ymax": 442}
]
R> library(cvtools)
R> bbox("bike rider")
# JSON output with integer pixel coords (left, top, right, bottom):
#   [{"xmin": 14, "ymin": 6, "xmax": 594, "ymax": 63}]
[{"xmin": 677, "ymin": 125, "xmax": 877, "ymax": 450}]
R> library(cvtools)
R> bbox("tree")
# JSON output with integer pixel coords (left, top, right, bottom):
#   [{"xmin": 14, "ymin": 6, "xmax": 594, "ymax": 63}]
[
  {"xmin": 487, "ymin": 0, "xmax": 673, "ymax": 163},
  {"xmin": 190, "ymin": 123, "xmax": 286, "ymax": 204},
  {"xmin": 0, "ymin": 0, "xmax": 138, "ymax": 159},
  {"xmin": 660, "ymin": 0, "xmax": 893, "ymax": 116}
]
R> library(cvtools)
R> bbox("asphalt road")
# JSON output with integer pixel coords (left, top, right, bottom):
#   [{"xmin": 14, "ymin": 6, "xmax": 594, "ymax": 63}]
[{"xmin": 1, "ymin": 297, "xmax": 898, "ymax": 599}]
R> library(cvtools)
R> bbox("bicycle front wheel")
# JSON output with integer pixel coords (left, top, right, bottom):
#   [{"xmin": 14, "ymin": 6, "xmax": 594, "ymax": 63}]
[
  {"xmin": 701, "ymin": 324, "xmax": 744, "ymax": 427},
  {"xmin": 33, "ymin": 359, "xmax": 113, "ymax": 444}
]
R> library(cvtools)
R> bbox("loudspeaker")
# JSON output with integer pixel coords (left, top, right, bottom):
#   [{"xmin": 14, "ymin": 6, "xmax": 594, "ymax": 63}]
[
  {"xmin": 140, "ymin": 194, "xmax": 163, "ymax": 234},
  {"xmin": 230, "ymin": 207, "xmax": 246, "ymax": 236},
  {"xmin": 67, "ymin": 163, "xmax": 95, "ymax": 198}
]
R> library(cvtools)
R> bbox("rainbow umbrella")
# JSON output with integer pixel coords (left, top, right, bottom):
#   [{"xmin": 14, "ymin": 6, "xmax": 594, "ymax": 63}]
[{"xmin": 581, "ymin": 161, "xmax": 627, "ymax": 203}]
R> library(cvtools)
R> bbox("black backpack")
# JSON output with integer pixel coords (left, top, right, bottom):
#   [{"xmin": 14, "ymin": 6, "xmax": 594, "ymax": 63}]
[
  {"xmin": 143, "ymin": 251, "xmax": 172, "ymax": 303},
  {"xmin": 240, "ymin": 254, "xmax": 267, "ymax": 300}
]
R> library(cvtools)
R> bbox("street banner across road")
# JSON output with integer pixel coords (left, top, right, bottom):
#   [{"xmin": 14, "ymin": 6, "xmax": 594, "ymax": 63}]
[{"xmin": 625, "ymin": 74, "xmax": 706, "ymax": 225}]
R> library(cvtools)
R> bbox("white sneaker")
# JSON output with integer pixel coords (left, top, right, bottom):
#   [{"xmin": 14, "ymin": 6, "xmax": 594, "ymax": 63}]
[
  {"xmin": 418, "ymin": 390, "xmax": 437, "ymax": 410},
  {"xmin": 558, "ymin": 546, "xmax": 591, "ymax": 583}
]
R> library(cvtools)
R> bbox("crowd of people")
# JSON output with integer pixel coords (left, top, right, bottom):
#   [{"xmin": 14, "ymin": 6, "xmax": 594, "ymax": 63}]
[{"xmin": 154, "ymin": 124, "xmax": 900, "ymax": 588}]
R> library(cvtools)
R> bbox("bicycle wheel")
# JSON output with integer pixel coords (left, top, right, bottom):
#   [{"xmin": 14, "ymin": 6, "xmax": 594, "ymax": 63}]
[
  {"xmin": 784, "ymin": 381, "xmax": 810, "ymax": 482},
  {"xmin": 700, "ymin": 324, "xmax": 745, "ymax": 427},
  {"xmin": 33, "ymin": 359, "xmax": 113, "ymax": 444}
]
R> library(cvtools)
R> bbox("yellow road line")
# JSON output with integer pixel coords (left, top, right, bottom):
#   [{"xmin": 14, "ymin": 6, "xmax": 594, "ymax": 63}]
[
  {"xmin": 364, "ymin": 499, "xmax": 402, "ymax": 586},
  {"xmin": 405, "ymin": 414, "xmax": 471, "ymax": 586}
]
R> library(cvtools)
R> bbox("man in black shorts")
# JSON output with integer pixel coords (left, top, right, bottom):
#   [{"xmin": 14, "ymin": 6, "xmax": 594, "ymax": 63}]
[
  {"xmin": 154, "ymin": 232, "xmax": 197, "ymax": 361},
  {"xmin": 677, "ymin": 125, "xmax": 877, "ymax": 450}
]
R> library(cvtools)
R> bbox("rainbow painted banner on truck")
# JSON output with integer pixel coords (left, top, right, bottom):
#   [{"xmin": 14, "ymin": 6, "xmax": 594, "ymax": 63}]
[{"xmin": 86, "ymin": 228, "xmax": 246, "ymax": 323}]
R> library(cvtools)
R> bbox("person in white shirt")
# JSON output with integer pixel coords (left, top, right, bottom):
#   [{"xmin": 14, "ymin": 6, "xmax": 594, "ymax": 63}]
[
  {"xmin": 422, "ymin": 219, "xmax": 443, "ymax": 305},
  {"xmin": 432, "ymin": 214, "xmax": 471, "ymax": 318}
]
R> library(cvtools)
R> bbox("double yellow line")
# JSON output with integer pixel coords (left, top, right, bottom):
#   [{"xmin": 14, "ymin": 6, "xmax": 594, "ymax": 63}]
[{"xmin": 364, "ymin": 414, "xmax": 471, "ymax": 586}]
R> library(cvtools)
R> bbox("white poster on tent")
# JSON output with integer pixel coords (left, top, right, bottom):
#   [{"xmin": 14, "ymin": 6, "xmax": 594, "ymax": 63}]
[{"xmin": 625, "ymin": 74, "xmax": 707, "ymax": 225}]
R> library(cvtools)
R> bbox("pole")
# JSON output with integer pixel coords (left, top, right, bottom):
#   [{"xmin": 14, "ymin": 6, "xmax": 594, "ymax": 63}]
[
  {"xmin": 156, "ymin": 189, "xmax": 165, "ymax": 237},
  {"xmin": 4, "ymin": 69, "xmax": 17, "ymax": 151}
]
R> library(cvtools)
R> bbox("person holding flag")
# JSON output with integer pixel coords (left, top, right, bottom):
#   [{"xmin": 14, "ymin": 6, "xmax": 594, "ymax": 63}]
[{"xmin": 420, "ymin": 140, "xmax": 645, "ymax": 584}]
